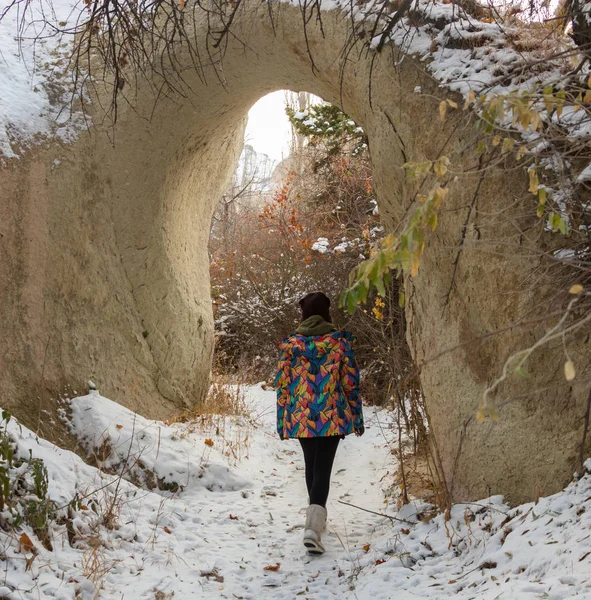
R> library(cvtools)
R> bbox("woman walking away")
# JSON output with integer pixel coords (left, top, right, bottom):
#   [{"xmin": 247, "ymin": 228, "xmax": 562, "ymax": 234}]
[{"xmin": 274, "ymin": 291, "xmax": 364, "ymax": 555}]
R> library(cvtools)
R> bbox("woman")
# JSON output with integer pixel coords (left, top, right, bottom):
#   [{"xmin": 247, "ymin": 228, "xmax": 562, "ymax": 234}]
[{"xmin": 274, "ymin": 291, "xmax": 364, "ymax": 554}]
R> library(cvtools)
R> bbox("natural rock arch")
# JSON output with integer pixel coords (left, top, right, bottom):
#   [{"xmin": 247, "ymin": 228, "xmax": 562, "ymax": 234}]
[{"xmin": 1, "ymin": 0, "xmax": 589, "ymax": 504}]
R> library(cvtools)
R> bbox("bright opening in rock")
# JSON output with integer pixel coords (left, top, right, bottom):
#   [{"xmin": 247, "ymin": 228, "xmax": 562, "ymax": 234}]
[{"xmin": 209, "ymin": 90, "xmax": 415, "ymax": 414}]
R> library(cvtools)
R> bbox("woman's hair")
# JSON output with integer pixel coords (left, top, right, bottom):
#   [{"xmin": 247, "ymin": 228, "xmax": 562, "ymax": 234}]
[{"xmin": 299, "ymin": 292, "xmax": 332, "ymax": 322}]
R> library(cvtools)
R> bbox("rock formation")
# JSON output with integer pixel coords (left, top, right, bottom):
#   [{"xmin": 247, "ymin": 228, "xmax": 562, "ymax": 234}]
[{"xmin": 1, "ymin": 0, "xmax": 589, "ymax": 503}]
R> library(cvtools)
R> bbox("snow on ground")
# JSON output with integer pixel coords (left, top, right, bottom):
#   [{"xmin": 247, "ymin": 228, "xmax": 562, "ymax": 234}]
[{"xmin": 2, "ymin": 384, "xmax": 591, "ymax": 599}]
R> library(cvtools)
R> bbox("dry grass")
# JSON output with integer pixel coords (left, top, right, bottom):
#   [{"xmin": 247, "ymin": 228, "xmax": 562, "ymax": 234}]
[
  {"xmin": 81, "ymin": 535, "xmax": 121, "ymax": 598},
  {"xmin": 388, "ymin": 440, "xmax": 451, "ymax": 511},
  {"xmin": 203, "ymin": 379, "xmax": 250, "ymax": 418},
  {"xmin": 164, "ymin": 379, "xmax": 253, "ymax": 467}
]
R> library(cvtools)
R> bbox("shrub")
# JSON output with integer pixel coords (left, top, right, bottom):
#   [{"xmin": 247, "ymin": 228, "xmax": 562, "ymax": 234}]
[{"xmin": 0, "ymin": 410, "xmax": 55, "ymax": 550}]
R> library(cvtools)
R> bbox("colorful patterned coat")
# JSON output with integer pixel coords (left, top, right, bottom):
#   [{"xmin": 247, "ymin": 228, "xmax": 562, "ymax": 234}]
[{"xmin": 274, "ymin": 330, "xmax": 363, "ymax": 438}]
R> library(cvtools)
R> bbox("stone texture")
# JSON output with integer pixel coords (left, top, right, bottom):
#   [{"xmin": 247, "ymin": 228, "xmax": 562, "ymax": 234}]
[{"xmin": 1, "ymin": 0, "xmax": 589, "ymax": 503}]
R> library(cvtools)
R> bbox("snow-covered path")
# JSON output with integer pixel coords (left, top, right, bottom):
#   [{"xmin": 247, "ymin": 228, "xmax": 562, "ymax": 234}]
[
  {"xmin": 106, "ymin": 385, "xmax": 397, "ymax": 599},
  {"xmin": 4, "ymin": 384, "xmax": 591, "ymax": 600}
]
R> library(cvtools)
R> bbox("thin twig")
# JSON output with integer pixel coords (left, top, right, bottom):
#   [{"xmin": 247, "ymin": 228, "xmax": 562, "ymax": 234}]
[{"xmin": 337, "ymin": 499, "xmax": 414, "ymax": 524}]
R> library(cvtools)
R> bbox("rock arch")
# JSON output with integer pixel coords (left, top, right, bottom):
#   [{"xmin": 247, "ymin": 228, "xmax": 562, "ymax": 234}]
[{"xmin": 1, "ymin": 0, "xmax": 589, "ymax": 503}]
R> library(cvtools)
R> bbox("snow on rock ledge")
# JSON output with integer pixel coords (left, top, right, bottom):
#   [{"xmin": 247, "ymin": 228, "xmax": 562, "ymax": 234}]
[
  {"xmin": 0, "ymin": 0, "xmax": 86, "ymax": 159},
  {"xmin": 66, "ymin": 390, "xmax": 250, "ymax": 493},
  {"xmin": 2, "ymin": 0, "xmax": 588, "ymax": 159}
]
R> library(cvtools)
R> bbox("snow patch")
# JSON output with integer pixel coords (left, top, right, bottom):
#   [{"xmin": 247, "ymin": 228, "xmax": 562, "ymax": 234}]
[
  {"xmin": 2, "ymin": 387, "xmax": 591, "ymax": 598},
  {"xmin": 67, "ymin": 390, "xmax": 249, "ymax": 493},
  {"xmin": 0, "ymin": 0, "xmax": 86, "ymax": 158}
]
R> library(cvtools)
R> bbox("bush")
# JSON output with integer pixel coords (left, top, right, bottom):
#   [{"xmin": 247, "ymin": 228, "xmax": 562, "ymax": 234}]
[{"xmin": 0, "ymin": 410, "xmax": 55, "ymax": 549}]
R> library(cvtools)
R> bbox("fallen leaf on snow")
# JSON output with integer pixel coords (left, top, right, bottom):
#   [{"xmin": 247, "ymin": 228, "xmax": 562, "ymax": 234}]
[
  {"xmin": 19, "ymin": 533, "xmax": 35, "ymax": 553},
  {"xmin": 205, "ymin": 439, "xmax": 214, "ymax": 447},
  {"xmin": 263, "ymin": 563, "xmax": 281, "ymax": 571}
]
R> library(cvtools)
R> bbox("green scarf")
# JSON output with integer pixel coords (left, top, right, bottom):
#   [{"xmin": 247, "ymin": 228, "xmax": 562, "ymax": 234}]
[{"xmin": 296, "ymin": 315, "xmax": 335, "ymax": 336}]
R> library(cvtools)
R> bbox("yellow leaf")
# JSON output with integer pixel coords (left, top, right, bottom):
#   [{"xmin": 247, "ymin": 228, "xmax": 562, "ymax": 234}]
[
  {"xmin": 492, "ymin": 135, "xmax": 501, "ymax": 146},
  {"xmin": 446, "ymin": 99, "xmax": 458, "ymax": 109},
  {"xmin": 476, "ymin": 406, "xmax": 486, "ymax": 423},
  {"xmin": 464, "ymin": 90, "xmax": 476, "ymax": 110},
  {"xmin": 431, "ymin": 185, "xmax": 448, "ymax": 208},
  {"xmin": 410, "ymin": 257, "xmax": 420, "ymax": 277},
  {"xmin": 518, "ymin": 107, "xmax": 531, "ymax": 129},
  {"xmin": 493, "ymin": 96, "xmax": 505, "ymax": 121},
  {"xmin": 502, "ymin": 137, "xmax": 515, "ymax": 152},
  {"xmin": 564, "ymin": 360, "xmax": 576, "ymax": 381},
  {"xmin": 204, "ymin": 438, "xmax": 214, "ymax": 447},
  {"xmin": 528, "ymin": 169, "xmax": 539, "ymax": 194},
  {"xmin": 433, "ymin": 156, "xmax": 450, "ymax": 177},
  {"xmin": 538, "ymin": 187, "xmax": 547, "ymax": 205},
  {"xmin": 543, "ymin": 92, "xmax": 554, "ymax": 114},
  {"xmin": 382, "ymin": 233, "xmax": 397, "ymax": 249},
  {"xmin": 516, "ymin": 146, "xmax": 527, "ymax": 161},
  {"xmin": 569, "ymin": 284, "xmax": 584, "ymax": 295},
  {"xmin": 363, "ymin": 544, "xmax": 371, "ymax": 552},
  {"xmin": 439, "ymin": 101, "xmax": 447, "ymax": 122},
  {"xmin": 429, "ymin": 212, "xmax": 438, "ymax": 231},
  {"xmin": 556, "ymin": 105, "xmax": 563, "ymax": 118}
]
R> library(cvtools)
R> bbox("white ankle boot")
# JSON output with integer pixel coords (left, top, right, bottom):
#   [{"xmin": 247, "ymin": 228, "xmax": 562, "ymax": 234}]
[{"xmin": 303, "ymin": 504, "xmax": 327, "ymax": 554}]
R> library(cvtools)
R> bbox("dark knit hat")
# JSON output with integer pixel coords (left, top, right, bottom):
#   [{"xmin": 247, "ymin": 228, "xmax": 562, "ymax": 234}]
[{"xmin": 299, "ymin": 292, "xmax": 332, "ymax": 323}]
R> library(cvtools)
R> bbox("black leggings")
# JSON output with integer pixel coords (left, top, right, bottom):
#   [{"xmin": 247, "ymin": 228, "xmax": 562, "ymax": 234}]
[{"xmin": 299, "ymin": 436, "xmax": 341, "ymax": 507}]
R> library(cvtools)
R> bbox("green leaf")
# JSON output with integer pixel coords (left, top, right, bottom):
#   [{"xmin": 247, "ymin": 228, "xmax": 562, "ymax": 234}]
[
  {"xmin": 548, "ymin": 212, "xmax": 562, "ymax": 232},
  {"xmin": 356, "ymin": 280, "xmax": 369, "ymax": 304},
  {"xmin": 375, "ymin": 274, "xmax": 386, "ymax": 297},
  {"xmin": 346, "ymin": 290, "xmax": 357, "ymax": 315},
  {"xmin": 428, "ymin": 212, "xmax": 438, "ymax": 231},
  {"xmin": 514, "ymin": 366, "xmax": 529, "ymax": 378},
  {"xmin": 339, "ymin": 289, "xmax": 348, "ymax": 309}
]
